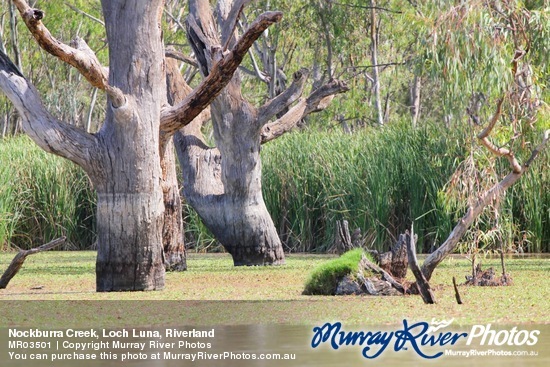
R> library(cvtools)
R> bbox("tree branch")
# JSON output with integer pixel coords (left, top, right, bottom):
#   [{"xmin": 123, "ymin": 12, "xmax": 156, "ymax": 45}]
[
  {"xmin": 64, "ymin": 2, "xmax": 105, "ymax": 26},
  {"xmin": 160, "ymin": 11, "xmax": 283, "ymax": 136},
  {"xmin": 407, "ymin": 225, "xmax": 436, "ymax": 304},
  {"xmin": 332, "ymin": 2, "xmax": 403, "ymax": 14},
  {"xmin": 476, "ymin": 97, "xmax": 522, "ymax": 173},
  {"xmin": 0, "ymin": 49, "xmax": 101, "ymax": 174},
  {"xmin": 220, "ymin": 0, "xmax": 251, "ymax": 50},
  {"xmin": 421, "ymin": 129, "xmax": 549, "ymax": 281},
  {"xmin": 257, "ymin": 68, "xmax": 309, "ymax": 125},
  {"xmin": 524, "ymin": 129, "xmax": 549, "ymax": 168},
  {"xmin": 260, "ymin": 79, "xmax": 348, "ymax": 143},
  {"xmin": 0, "ymin": 237, "xmax": 66, "ymax": 289},
  {"xmin": 164, "ymin": 56, "xmax": 210, "ymax": 141},
  {"xmin": 165, "ymin": 47, "xmax": 199, "ymax": 68},
  {"xmin": 12, "ymin": 0, "xmax": 110, "ymax": 90}
]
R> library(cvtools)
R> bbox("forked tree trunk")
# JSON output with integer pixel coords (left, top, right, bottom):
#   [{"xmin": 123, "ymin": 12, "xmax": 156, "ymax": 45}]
[
  {"xmin": 166, "ymin": 0, "xmax": 286, "ymax": 266},
  {"xmin": 168, "ymin": 0, "xmax": 346, "ymax": 265}
]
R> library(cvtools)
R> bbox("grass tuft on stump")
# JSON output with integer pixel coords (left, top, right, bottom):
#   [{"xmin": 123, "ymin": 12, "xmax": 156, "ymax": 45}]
[{"xmin": 303, "ymin": 248, "xmax": 374, "ymax": 295}]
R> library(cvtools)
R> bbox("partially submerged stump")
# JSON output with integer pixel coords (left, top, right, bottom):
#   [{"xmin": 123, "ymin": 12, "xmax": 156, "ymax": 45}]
[
  {"xmin": 334, "ymin": 255, "xmax": 404, "ymax": 296},
  {"xmin": 465, "ymin": 263, "xmax": 513, "ymax": 286},
  {"xmin": 329, "ymin": 220, "xmax": 354, "ymax": 254},
  {"xmin": 406, "ymin": 226, "xmax": 436, "ymax": 304},
  {"xmin": 311, "ymin": 229, "xmax": 440, "ymax": 303},
  {"xmin": 332, "ymin": 229, "xmax": 436, "ymax": 303},
  {"xmin": 376, "ymin": 232, "xmax": 411, "ymax": 279}
]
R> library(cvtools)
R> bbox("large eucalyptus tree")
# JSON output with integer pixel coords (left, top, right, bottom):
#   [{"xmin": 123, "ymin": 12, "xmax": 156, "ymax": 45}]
[
  {"xmin": 0, "ymin": 0, "xmax": 281, "ymax": 290},
  {"xmin": 168, "ymin": 0, "xmax": 348, "ymax": 266}
]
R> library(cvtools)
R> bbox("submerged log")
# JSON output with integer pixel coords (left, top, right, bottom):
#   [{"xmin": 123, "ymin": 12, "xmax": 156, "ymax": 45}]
[{"xmin": 0, "ymin": 237, "xmax": 66, "ymax": 289}]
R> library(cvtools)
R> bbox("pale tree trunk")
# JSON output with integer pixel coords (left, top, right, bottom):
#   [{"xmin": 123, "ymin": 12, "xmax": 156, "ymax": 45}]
[
  {"xmin": 91, "ymin": 0, "xmax": 168, "ymax": 291},
  {"xmin": 169, "ymin": 51, "xmax": 285, "ymax": 266},
  {"xmin": 2, "ymin": 0, "xmax": 275, "ymax": 289},
  {"xmin": 369, "ymin": 0, "xmax": 384, "ymax": 125},
  {"xmin": 410, "ymin": 74, "xmax": 421, "ymax": 127},
  {"xmin": 170, "ymin": 0, "xmax": 347, "ymax": 266},
  {"xmin": 175, "ymin": 123, "xmax": 285, "ymax": 265}
]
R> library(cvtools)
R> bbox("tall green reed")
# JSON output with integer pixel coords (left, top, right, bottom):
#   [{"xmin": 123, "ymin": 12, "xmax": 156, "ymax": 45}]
[
  {"xmin": 0, "ymin": 122, "xmax": 547, "ymax": 253},
  {"xmin": 0, "ymin": 136, "xmax": 95, "ymax": 250},
  {"xmin": 262, "ymin": 121, "xmax": 548, "ymax": 253}
]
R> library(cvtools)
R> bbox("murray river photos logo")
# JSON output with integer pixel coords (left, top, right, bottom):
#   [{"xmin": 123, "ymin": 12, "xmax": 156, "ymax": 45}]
[{"xmin": 310, "ymin": 319, "xmax": 540, "ymax": 359}]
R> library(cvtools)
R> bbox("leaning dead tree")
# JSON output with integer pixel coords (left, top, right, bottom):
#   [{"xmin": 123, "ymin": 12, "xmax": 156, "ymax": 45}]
[
  {"xmin": 168, "ymin": 0, "xmax": 348, "ymax": 266},
  {"xmin": 421, "ymin": 120, "xmax": 548, "ymax": 282},
  {"xmin": 420, "ymin": 24, "xmax": 549, "ymax": 283},
  {"xmin": 0, "ymin": 0, "xmax": 282, "ymax": 290}
]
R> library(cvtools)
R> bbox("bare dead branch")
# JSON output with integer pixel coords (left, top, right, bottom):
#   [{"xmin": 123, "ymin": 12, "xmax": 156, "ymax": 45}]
[
  {"xmin": 160, "ymin": 11, "xmax": 283, "ymax": 135},
  {"xmin": 452, "ymin": 277, "xmax": 463, "ymax": 304},
  {"xmin": 64, "ymin": 2, "xmax": 105, "ymax": 26},
  {"xmin": 332, "ymin": 2, "xmax": 403, "ymax": 14},
  {"xmin": 247, "ymin": 46, "xmax": 270, "ymax": 83},
  {"xmin": 0, "ymin": 49, "xmax": 101, "ymax": 172},
  {"xmin": 12, "ymin": 0, "xmax": 109, "ymax": 90},
  {"xmin": 0, "ymin": 237, "xmax": 66, "ymax": 289},
  {"xmin": 164, "ymin": 8, "xmax": 187, "ymax": 35},
  {"xmin": 165, "ymin": 48, "xmax": 199, "ymax": 68},
  {"xmin": 260, "ymin": 79, "xmax": 349, "ymax": 143},
  {"xmin": 220, "ymin": 0, "xmax": 250, "ymax": 50},
  {"xmin": 407, "ymin": 225, "xmax": 436, "ymax": 304},
  {"xmin": 257, "ymin": 68, "xmax": 309, "ymax": 125},
  {"xmin": 164, "ymin": 56, "xmax": 211, "ymax": 141}
]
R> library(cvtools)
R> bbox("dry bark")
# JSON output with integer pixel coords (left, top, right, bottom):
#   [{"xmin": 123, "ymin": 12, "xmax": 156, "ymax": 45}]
[
  {"xmin": 171, "ymin": 0, "xmax": 347, "ymax": 266},
  {"xmin": 406, "ymin": 227, "xmax": 436, "ymax": 304},
  {"xmin": 329, "ymin": 220, "xmax": 353, "ymax": 255}
]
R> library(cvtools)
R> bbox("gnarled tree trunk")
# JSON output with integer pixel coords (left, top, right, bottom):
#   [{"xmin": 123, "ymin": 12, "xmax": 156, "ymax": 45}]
[
  {"xmin": 175, "ymin": 119, "xmax": 285, "ymax": 265},
  {"xmin": 93, "ymin": 0, "xmax": 168, "ymax": 291},
  {"xmin": 170, "ymin": 0, "xmax": 347, "ymax": 266}
]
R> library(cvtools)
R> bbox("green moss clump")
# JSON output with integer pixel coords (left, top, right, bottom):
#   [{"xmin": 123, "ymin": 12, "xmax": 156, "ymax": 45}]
[{"xmin": 303, "ymin": 248, "xmax": 372, "ymax": 295}]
